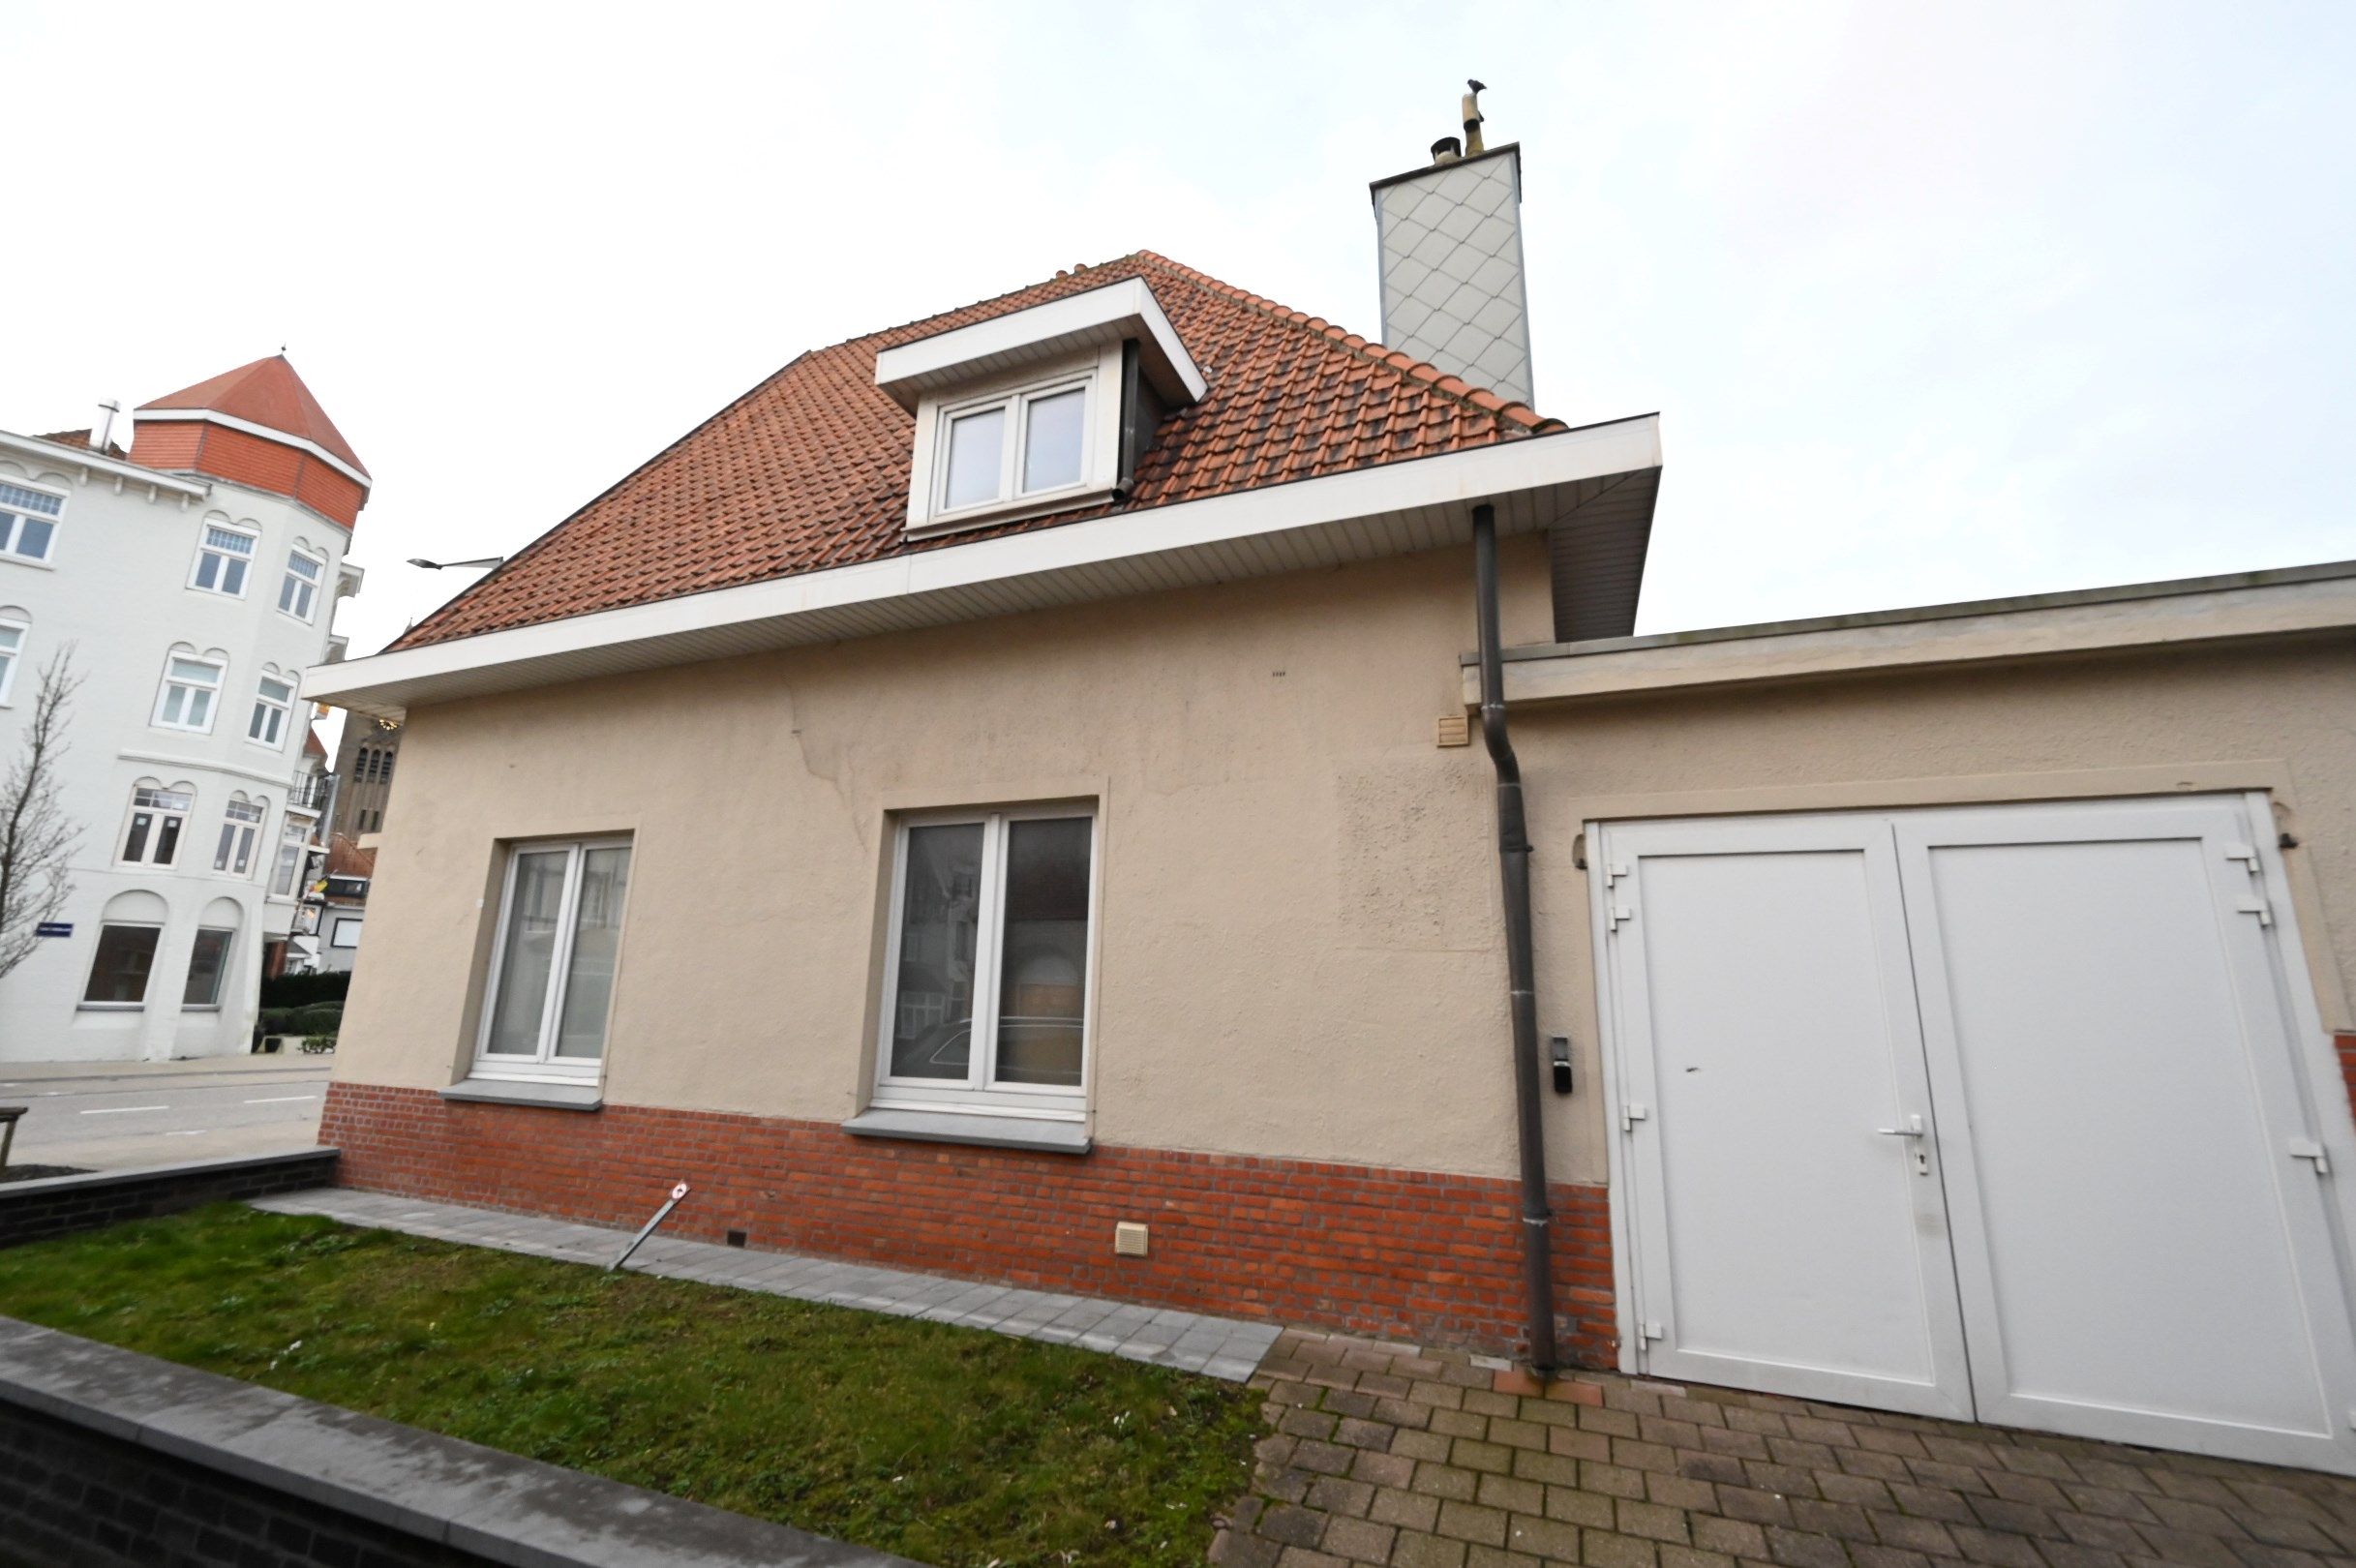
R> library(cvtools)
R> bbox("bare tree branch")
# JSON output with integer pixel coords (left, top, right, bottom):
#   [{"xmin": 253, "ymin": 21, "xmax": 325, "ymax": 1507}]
[{"xmin": 0, "ymin": 646, "xmax": 84, "ymax": 981}]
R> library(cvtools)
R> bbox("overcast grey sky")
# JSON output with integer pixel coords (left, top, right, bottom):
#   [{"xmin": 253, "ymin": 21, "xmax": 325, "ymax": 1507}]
[{"xmin": 7, "ymin": 0, "xmax": 2350, "ymax": 678}]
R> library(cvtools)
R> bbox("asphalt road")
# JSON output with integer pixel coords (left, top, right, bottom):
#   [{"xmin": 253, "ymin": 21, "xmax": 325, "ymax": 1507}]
[{"xmin": 0, "ymin": 1057, "xmax": 332, "ymax": 1172}]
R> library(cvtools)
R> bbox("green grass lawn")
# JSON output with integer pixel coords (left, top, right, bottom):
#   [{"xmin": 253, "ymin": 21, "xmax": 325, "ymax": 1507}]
[{"xmin": 0, "ymin": 1206, "xmax": 1263, "ymax": 1568}]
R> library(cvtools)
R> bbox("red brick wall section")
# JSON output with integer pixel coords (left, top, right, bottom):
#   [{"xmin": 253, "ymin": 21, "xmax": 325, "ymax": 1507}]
[
  {"xmin": 191, "ymin": 423, "xmax": 305, "ymax": 495},
  {"xmin": 319, "ymin": 1082, "xmax": 1617, "ymax": 1366},
  {"xmin": 292, "ymin": 459, "xmax": 364, "ymax": 528},
  {"xmin": 2338, "ymin": 1033, "xmax": 2356, "ymax": 1125},
  {"xmin": 127, "ymin": 421, "xmax": 201, "ymax": 470}
]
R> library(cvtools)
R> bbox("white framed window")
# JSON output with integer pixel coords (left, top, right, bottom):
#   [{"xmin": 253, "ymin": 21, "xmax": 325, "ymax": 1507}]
[
  {"xmin": 474, "ymin": 837, "xmax": 634, "ymax": 1080},
  {"xmin": 935, "ymin": 373, "xmax": 1095, "ymax": 519},
  {"xmin": 189, "ymin": 523, "xmax": 258, "ymax": 596},
  {"xmin": 329, "ymin": 916, "xmax": 364, "ymax": 950},
  {"xmin": 902, "ymin": 347, "xmax": 1125, "ymax": 538},
  {"xmin": 182, "ymin": 927, "xmax": 234, "ymax": 1009},
  {"xmin": 119, "ymin": 785, "xmax": 194, "ymax": 866},
  {"xmin": 214, "ymin": 797, "xmax": 266, "ymax": 876},
  {"xmin": 873, "ymin": 805, "xmax": 1096, "ymax": 1117},
  {"xmin": 153, "ymin": 652, "xmax": 225, "ymax": 732},
  {"xmin": 278, "ymin": 548, "xmax": 324, "ymax": 621},
  {"xmin": 247, "ymin": 676, "xmax": 294, "ymax": 748},
  {"xmin": 270, "ymin": 820, "xmax": 310, "ymax": 897},
  {"xmin": 0, "ymin": 617, "xmax": 24, "ymax": 704},
  {"xmin": 83, "ymin": 924, "xmax": 162, "ymax": 1006},
  {"xmin": 0, "ymin": 481, "xmax": 63, "ymax": 564}
]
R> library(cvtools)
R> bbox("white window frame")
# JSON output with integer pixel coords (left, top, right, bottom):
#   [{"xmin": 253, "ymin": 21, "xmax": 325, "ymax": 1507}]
[
  {"xmin": 118, "ymin": 784, "xmax": 195, "ymax": 867},
  {"xmin": 181, "ymin": 926, "xmax": 235, "ymax": 1010},
  {"xmin": 870, "ymin": 803, "xmax": 1100, "ymax": 1120},
  {"xmin": 81, "ymin": 922, "xmax": 163, "ymax": 1009},
  {"xmin": 153, "ymin": 652, "xmax": 227, "ymax": 733},
  {"xmin": 0, "ymin": 480, "xmax": 65, "ymax": 566},
  {"xmin": 248, "ymin": 675, "xmax": 294, "ymax": 749},
  {"xmin": 472, "ymin": 835, "xmax": 634, "ymax": 1083},
  {"xmin": 277, "ymin": 547, "xmax": 325, "ymax": 622},
  {"xmin": 329, "ymin": 916, "xmax": 364, "ymax": 950},
  {"xmin": 270, "ymin": 819, "xmax": 310, "ymax": 898},
  {"xmin": 903, "ymin": 347, "xmax": 1123, "ymax": 539},
  {"xmin": 0, "ymin": 616, "xmax": 25, "ymax": 705},
  {"xmin": 188, "ymin": 521, "xmax": 259, "ymax": 597},
  {"xmin": 214, "ymin": 797, "xmax": 266, "ymax": 876}
]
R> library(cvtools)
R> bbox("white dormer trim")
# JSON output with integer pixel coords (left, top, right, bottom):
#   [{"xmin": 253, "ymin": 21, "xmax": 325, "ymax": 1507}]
[{"xmin": 874, "ymin": 277, "xmax": 1207, "ymax": 411}]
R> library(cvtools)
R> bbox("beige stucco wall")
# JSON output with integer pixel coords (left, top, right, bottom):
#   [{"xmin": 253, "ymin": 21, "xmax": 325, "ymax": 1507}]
[
  {"xmin": 1519, "ymin": 639, "xmax": 2356, "ymax": 1183},
  {"xmin": 338, "ymin": 542, "xmax": 2356, "ymax": 1192},
  {"xmin": 335, "ymin": 539, "xmax": 1566, "ymax": 1183}
]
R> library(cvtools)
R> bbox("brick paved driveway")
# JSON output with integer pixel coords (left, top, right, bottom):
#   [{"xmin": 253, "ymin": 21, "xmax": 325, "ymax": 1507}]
[{"xmin": 1216, "ymin": 1330, "xmax": 2356, "ymax": 1568}]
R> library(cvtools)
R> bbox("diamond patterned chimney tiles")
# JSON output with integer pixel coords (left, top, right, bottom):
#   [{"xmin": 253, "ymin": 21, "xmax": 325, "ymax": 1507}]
[{"xmin": 1374, "ymin": 150, "xmax": 1533, "ymax": 407}]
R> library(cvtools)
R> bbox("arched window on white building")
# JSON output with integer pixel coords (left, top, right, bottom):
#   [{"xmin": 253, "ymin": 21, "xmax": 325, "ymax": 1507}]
[
  {"xmin": 214, "ymin": 793, "xmax": 267, "ymax": 877},
  {"xmin": 247, "ymin": 666, "xmax": 295, "ymax": 749},
  {"xmin": 83, "ymin": 890, "xmax": 169, "ymax": 1008},
  {"xmin": 153, "ymin": 646, "xmax": 227, "ymax": 733},
  {"xmin": 119, "ymin": 779, "xmax": 196, "ymax": 866},
  {"xmin": 183, "ymin": 899, "xmax": 243, "ymax": 1010},
  {"xmin": 189, "ymin": 517, "xmax": 259, "ymax": 597},
  {"xmin": 279, "ymin": 541, "xmax": 326, "ymax": 622}
]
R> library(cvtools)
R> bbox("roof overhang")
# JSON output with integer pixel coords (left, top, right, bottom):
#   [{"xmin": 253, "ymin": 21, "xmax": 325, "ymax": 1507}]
[
  {"xmin": 306, "ymin": 413, "xmax": 1663, "ymax": 721},
  {"xmin": 1465, "ymin": 558, "xmax": 2356, "ymax": 707},
  {"xmin": 0, "ymin": 429, "xmax": 211, "ymax": 498},
  {"xmin": 875, "ymin": 277, "xmax": 1208, "ymax": 410}
]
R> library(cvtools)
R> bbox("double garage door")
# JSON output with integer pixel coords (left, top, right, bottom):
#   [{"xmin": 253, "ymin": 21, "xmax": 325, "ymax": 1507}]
[{"xmin": 1598, "ymin": 794, "xmax": 2356, "ymax": 1473}]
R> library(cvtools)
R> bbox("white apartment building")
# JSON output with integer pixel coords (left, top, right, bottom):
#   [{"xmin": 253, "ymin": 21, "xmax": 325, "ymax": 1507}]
[{"xmin": 0, "ymin": 355, "xmax": 368, "ymax": 1062}]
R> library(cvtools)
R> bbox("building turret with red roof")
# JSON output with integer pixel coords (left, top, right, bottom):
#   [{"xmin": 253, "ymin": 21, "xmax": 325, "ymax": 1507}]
[{"xmin": 130, "ymin": 355, "xmax": 373, "ymax": 529}]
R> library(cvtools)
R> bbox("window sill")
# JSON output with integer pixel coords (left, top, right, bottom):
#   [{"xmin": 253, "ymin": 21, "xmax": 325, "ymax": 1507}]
[
  {"xmin": 439, "ymin": 1078, "xmax": 603, "ymax": 1112},
  {"xmin": 843, "ymin": 1107, "xmax": 1091, "ymax": 1155},
  {"xmin": 905, "ymin": 482, "xmax": 1119, "ymax": 542}
]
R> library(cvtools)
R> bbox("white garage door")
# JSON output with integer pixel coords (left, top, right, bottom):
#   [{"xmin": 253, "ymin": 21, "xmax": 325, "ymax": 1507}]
[{"xmin": 1598, "ymin": 794, "xmax": 2356, "ymax": 1473}]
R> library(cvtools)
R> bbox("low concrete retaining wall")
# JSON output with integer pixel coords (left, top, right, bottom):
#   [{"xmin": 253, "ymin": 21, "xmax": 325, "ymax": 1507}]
[
  {"xmin": 0, "ymin": 1149, "xmax": 340, "ymax": 1248},
  {"xmin": 0, "ymin": 1315, "xmax": 921, "ymax": 1568}
]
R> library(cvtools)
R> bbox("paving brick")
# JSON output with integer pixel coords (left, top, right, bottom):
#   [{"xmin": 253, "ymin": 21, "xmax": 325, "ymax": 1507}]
[
  {"xmin": 1965, "ymin": 1493, "xmax": 2061, "ymax": 1539},
  {"xmin": 1508, "ymin": 1513, "xmax": 1584, "ymax": 1561},
  {"xmin": 1395, "ymin": 1431, "xmax": 1456, "ymax": 1463},
  {"xmin": 1457, "ymin": 1440, "xmax": 1517, "ymax": 1475},
  {"xmin": 1689, "ymin": 1517, "xmax": 1768, "ymax": 1559},
  {"xmin": 1435, "ymin": 1411, "xmax": 1494, "ymax": 1440},
  {"xmin": 1355, "ymin": 1451, "xmax": 1419, "ymax": 1490},
  {"xmin": 1339, "ymin": 1418, "xmax": 1400, "ymax": 1452},
  {"xmin": 1656, "ymin": 1549, "xmax": 1735, "ymax": 1568},
  {"xmin": 1414, "ymin": 1462, "xmax": 1481, "ymax": 1502},
  {"xmin": 1276, "ymin": 1548, "xmax": 1349, "ymax": 1568},
  {"xmin": 1467, "ymin": 1532, "xmax": 1544, "ymax": 1568},
  {"xmin": 1467, "ymin": 1392, "xmax": 1523, "ymax": 1419},
  {"xmin": 1714, "ymin": 1486, "xmax": 1795, "ymax": 1527},
  {"xmin": 1646, "ymin": 1474, "xmax": 1716, "ymax": 1514},
  {"xmin": 1328, "ymin": 1391, "xmax": 1383, "ymax": 1421},
  {"xmin": 1615, "ymin": 1499, "xmax": 1690, "ymax": 1546},
  {"xmin": 1581, "ymin": 1531, "xmax": 1658, "ymax": 1568},
  {"xmin": 1214, "ymin": 1528, "xmax": 1286, "ymax": 1568},
  {"xmin": 1325, "ymin": 1516, "xmax": 1399, "ymax": 1564},
  {"xmin": 1546, "ymin": 1488, "xmax": 1616, "ymax": 1529},
  {"xmin": 1516, "ymin": 1451, "xmax": 1585, "ymax": 1488},
  {"xmin": 1260, "ymin": 1505, "xmax": 1329, "ymax": 1549},
  {"xmin": 1947, "ymin": 1523, "xmax": 2045, "ymax": 1568},
  {"xmin": 1284, "ymin": 1410, "xmax": 1343, "ymax": 1441},
  {"xmin": 1373, "ymin": 1488, "xmax": 1443, "ymax": 1532},
  {"xmin": 1479, "ymin": 1474, "xmax": 1549, "ymax": 1516},
  {"xmin": 1394, "ymin": 1529, "xmax": 1469, "ymax": 1568},
  {"xmin": 1413, "ymin": 1382, "xmax": 1469, "ymax": 1411},
  {"xmin": 1762, "ymin": 1524, "xmax": 1848, "ymax": 1568},
  {"xmin": 1583, "ymin": 1463, "xmax": 1648, "ymax": 1501},
  {"xmin": 1438, "ymin": 1501, "xmax": 1511, "ymax": 1548},
  {"xmin": 1493, "ymin": 1419, "xmax": 1548, "ymax": 1452},
  {"xmin": 1886, "ymin": 1483, "xmax": 1975, "ymax": 1524},
  {"xmin": 1549, "ymin": 1429, "xmax": 1614, "ymax": 1462},
  {"xmin": 1310, "ymin": 1477, "xmax": 1376, "ymax": 1518},
  {"xmin": 1298, "ymin": 1440, "xmax": 1359, "ymax": 1477}
]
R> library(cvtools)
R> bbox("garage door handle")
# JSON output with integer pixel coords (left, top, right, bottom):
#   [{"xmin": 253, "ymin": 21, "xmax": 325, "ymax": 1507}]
[{"xmin": 1875, "ymin": 1116, "xmax": 1925, "ymax": 1139}]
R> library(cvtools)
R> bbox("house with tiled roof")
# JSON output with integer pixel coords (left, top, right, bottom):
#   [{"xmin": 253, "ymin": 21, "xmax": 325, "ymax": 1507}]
[
  {"xmin": 0, "ymin": 356, "xmax": 367, "ymax": 1062},
  {"xmin": 306, "ymin": 96, "xmax": 2356, "ymax": 1474}
]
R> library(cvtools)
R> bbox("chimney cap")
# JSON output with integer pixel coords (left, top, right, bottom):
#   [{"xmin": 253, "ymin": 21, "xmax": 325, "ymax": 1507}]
[{"xmin": 1431, "ymin": 136, "xmax": 1464, "ymax": 165}]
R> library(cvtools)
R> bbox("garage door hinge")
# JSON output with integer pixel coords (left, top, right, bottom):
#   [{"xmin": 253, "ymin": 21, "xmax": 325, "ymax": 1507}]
[
  {"xmin": 2236, "ymin": 895, "xmax": 2274, "ymax": 926},
  {"xmin": 1640, "ymin": 1320, "xmax": 1663, "ymax": 1342},
  {"xmin": 1620, "ymin": 1102, "xmax": 1650, "ymax": 1133},
  {"xmin": 2290, "ymin": 1138, "xmax": 2332, "ymax": 1176},
  {"xmin": 1609, "ymin": 903, "xmax": 1637, "ymax": 930},
  {"xmin": 1606, "ymin": 862, "xmax": 1631, "ymax": 886}
]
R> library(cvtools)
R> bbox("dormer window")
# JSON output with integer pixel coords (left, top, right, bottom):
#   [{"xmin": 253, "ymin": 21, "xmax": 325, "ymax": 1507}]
[
  {"xmin": 936, "ymin": 369, "xmax": 1099, "ymax": 520},
  {"xmin": 878, "ymin": 277, "xmax": 1206, "ymax": 539}
]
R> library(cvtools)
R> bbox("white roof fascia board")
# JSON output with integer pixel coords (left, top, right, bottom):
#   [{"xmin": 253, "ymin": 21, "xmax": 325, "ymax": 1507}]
[
  {"xmin": 875, "ymin": 277, "xmax": 1209, "ymax": 408},
  {"xmin": 0, "ymin": 430, "xmax": 211, "ymax": 498},
  {"xmin": 131, "ymin": 407, "xmax": 372, "ymax": 490},
  {"xmin": 305, "ymin": 413, "xmax": 1663, "ymax": 718},
  {"xmin": 1469, "ymin": 562, "xmax": 2356, "ymax": 707}
]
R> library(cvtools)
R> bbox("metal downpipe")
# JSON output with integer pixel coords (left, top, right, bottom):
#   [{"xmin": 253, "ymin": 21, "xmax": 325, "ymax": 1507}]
[{"xmin": 1472, "ymin": 502, "xmax": 1560, "ymax": 1374}]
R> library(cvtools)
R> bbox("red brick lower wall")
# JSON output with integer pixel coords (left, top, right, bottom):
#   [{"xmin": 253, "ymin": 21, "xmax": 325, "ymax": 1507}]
[
  {"xmin": 318, "ymin": 1082, "xmax": 1616, "ymax": 1365},
  {"xmin": 2337, "ymin": 1034, "xmax": 2356, "ymax": 1121}
]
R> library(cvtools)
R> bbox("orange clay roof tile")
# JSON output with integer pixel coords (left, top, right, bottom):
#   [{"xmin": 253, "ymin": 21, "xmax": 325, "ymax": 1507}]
[{"xmin": 390, "ymin": 251, "xmax": 1560, "ymax": 651}]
